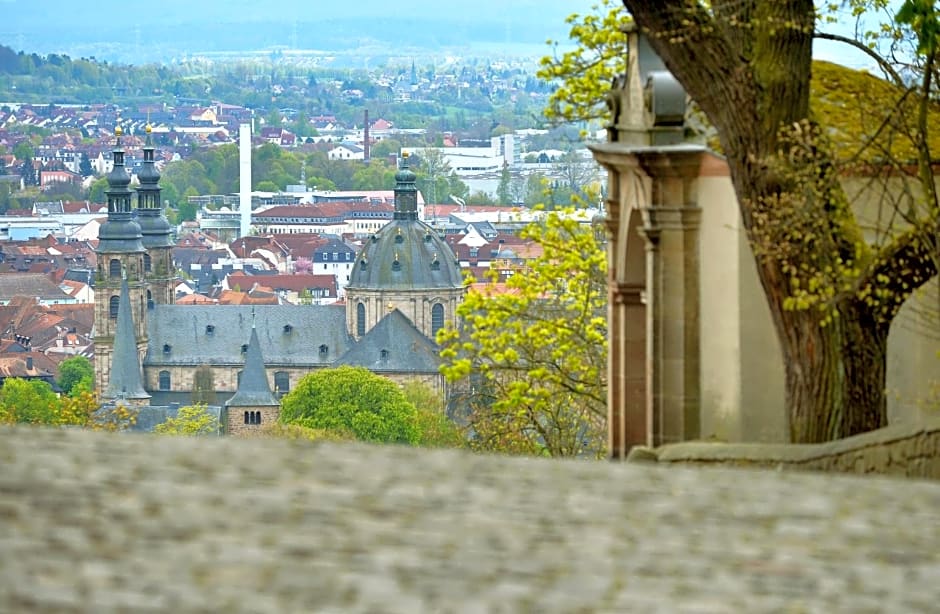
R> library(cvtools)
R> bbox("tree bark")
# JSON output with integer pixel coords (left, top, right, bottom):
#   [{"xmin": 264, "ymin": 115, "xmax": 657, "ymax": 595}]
[{"xmin": 620, "ymin": 0, "xmax": 932, "ymax": 442}]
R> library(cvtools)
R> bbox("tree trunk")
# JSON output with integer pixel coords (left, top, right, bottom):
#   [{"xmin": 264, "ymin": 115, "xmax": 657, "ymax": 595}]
[{"xmin": 773, "ymin": 295, "xmax": 889, "ymax": 443}]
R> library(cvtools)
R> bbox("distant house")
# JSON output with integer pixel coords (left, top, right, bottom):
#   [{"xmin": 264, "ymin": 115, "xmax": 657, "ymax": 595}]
[
  {"xmin": 328, "ymin": 143, "xmax": 365, "ymax": 161},
  {"xmin": 0, "ymin": 273, "xmax": 77, "ymax": 306}
]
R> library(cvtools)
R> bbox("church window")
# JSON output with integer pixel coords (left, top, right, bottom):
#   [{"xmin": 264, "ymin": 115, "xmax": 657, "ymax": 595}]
[
  {"xmin": 109, "ymin": 295, "xmax": 119, "ymax": 318},
  {"xmin": 158, "ymin": 370, "xmax": 171, "ymax": 390},
  {"xmin": 143, "ymin": 253, "xmax": 152, "ymax": 273},
  {"xmin": 432, "ymin": 304, "xmax": 445, "ymax": 337},
  {"xmin": 356, "ymin": 303, "xmax": 366, "ymax": 337},
  {"xmin": 274, "ymin": 372, "xmax": 289, "ymax": 395},
  {"xmin": 109, "ymin": 258, "xmax": 121, "ymax": 278},
  {"xmin": 147, "ymin": 290, "xmax": 154, "ymax": 310},
  {"xmin": 244, "ymin": 411, "xmax": 249, "ymax": 424}
]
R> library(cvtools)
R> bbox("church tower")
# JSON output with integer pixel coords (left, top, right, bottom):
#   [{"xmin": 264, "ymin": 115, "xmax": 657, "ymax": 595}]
[
  {"xmin": 345, "ymin": 155, "xmax": 465, "ymax": 342},
  {"xmin": 223, "ymin": 316, "xmax": 281, "ymax": 437},
  {"xmin": 93, "ymin": 127, "xmax": 148, "ymax": 394},
  {"xmin": 136, "ymin": 124, "xmax": 176, "ymax": 306}
]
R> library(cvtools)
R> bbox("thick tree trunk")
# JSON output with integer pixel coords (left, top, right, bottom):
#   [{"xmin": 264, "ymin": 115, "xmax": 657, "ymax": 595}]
[
  {"xmin": 623, "ymin": 0, "xmax": 888, "ymax": 443},
  {"xmin": 773, "ymin": 296, "xmax": 889, "ymax": 443}
]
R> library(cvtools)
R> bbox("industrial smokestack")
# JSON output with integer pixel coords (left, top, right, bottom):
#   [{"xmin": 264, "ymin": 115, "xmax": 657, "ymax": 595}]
[
  {"xmin": 239, "ymin": 123, "xmax": 252, "ymax": 239},
  {"xmin": 363, "ymin": 109, "xmax": 370, "ymax": 163}
]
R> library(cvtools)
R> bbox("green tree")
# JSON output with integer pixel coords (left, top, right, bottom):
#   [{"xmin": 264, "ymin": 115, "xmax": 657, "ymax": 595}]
[
  {"xmin": 56, "ymin": 355, "xmax": 94, "ymax": 396},
  {"xmin": 401, "ymin": 381, "xmax": 465, "ymax": 449},
  {"xmin": 177, "ymin": 199, "xmax": 197, "ymax": 222},
  {"xmin": 78, "ymin": 152, "xmax": 94, "ymax": 177},
  {"xmin": 578, "ymin": 1, "xmax": 940, "ymax": 442},
  {"xmin": 12, "ymin": 140, "xmax": 34, "ymax": 162},
  {"xmin": 438, "ymin": 212, "xmax": 607, "ymax": 457},
  {"xmin": 496, "ymin": 163, "xmax": 512, "ymax": 205},
  {"xmin": 279, "ymin": 366, "xmax": 420, "ymax": 445},
  {"xmin": 538, "ymin": 0, "xmax": 631, "ymax": 123},
  {"xmin": 154, "ymin": 404, "xmax": 219, "ymax": 436},
  {"xmin": 0, "ymin": 378, "xmax": 60, "ymax": 425}
]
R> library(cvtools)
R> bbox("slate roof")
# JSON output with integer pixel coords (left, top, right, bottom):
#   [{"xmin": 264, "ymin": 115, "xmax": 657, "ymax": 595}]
[
  {"xmin": 0, "ymin": 273, "xmax": 73, "ymax": 302},
  {"xmin": 347, "ymin": 219, "xmax": 463, "ymax": 291},
  {"xmin": 225, "ymin": 326, "xmax": 280, "ymax": 408},
  {"xmin": 144, "ymin": 304, "xmax": 352, "ymax": 367},
  {"xmin": 104, "ymin": 277, "xmax": 150, "ymax": 402},
  {"xmin": 334, "ymin": 309, "xmax": 442, "ymax": 374}
]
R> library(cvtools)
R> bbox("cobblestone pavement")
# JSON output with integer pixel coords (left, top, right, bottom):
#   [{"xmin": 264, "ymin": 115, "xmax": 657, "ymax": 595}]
[{"xmin": 2, "ymin": 426, "xmax": 940, "ymax": 613}]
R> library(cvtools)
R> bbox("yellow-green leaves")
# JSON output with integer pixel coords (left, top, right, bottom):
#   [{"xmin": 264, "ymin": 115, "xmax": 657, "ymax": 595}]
[
  {"xmin": 538, "ymin": 0, "xmax": 631, "ymax": 123},
  {"xmin": 154, "ymin": 403, "xmax": 218, "ymax": 436},
  {"xmin": 438, "ymin": 211, "xmax": 607, "ymax": 458}
]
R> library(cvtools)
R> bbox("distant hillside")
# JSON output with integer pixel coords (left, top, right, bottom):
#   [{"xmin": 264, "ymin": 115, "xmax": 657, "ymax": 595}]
[{"xmin": 0, "ymin": 0, "xmax": 593, "ymax": 64}]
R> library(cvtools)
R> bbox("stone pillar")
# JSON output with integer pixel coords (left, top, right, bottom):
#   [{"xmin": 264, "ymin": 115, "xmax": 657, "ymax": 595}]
[
  {"xmin": 591, "ymin": 147, "xmax": 654, "ymax": 459},
  {"xmin": 637, "ymin": 151, "xmax": 703, "ymax": 446}
]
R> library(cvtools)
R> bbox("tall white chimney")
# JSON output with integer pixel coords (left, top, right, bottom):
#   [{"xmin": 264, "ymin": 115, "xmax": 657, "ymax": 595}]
[{"xmin": 239, "ymin": 123, "xmax": 252, "ymax": 239}]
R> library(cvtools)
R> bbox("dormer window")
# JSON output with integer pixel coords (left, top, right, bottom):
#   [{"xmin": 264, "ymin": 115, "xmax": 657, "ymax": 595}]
[
  {"xmin": 319, "ymin": 344, "xmax": 328, "ymax": 357},
  {"xmin": 205, "ymin": 324, "xmax": 215, "ymax": 335},
  {"xmin": 283, "ymin": 324, "xmax": 293, "ymax": 334},
  {"xmin": 424, "ymin": 231, "xmax": 432, "ymax": 243},
  {"xmin": 360, "ymin": 258, "xmax": 368, "ymax": 270},
  {"xmin": 241, "ymin": 344, "xmax": 249, "ymax": 354},
  {"xmin": 380, "ymin": 349, "xmax": 389, "ymax": 361},
  {"xmin": 391, "ymin": 260, "xmax": 401, "ymax": 272},
  {"xmin": 162, "ymin": 344, "xmax": 172, "ymax": 354},
  {"xmin": 371, "ymin": 234, "xmax": 378, "ymax": 243},
  {"xmin": 395, "ymin": 228, "xmax": 403, "ymax": 244}
]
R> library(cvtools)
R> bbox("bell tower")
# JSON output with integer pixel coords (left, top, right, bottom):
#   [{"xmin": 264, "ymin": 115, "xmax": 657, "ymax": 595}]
[
  {"xmin": 136, "ymin": 124, "xmax": 176, "ymax": 306},
  {"xmin": 93, "ymin": 127, "xmax": 148, "ymax": 394}
]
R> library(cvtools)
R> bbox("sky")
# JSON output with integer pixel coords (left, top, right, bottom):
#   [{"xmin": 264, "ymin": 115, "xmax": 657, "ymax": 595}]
[{"xmin": 0, "ymin": 0, "xmax": 898, "ymax": 70}]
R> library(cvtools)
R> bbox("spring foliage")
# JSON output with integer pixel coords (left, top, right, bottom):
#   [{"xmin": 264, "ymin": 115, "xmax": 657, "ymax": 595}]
[
  {"xmin": 279, "ymin": 366, "xmax": 421, "ymax": 445},
  {"xmin": 438, "ymin": 212, "xmax": 607, "ymax": 457}
]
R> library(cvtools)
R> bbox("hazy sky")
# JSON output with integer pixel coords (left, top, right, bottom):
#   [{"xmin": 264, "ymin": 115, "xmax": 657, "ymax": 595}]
[{"xmin": 0, "ymin": 0, "xmax": 895, "ymax": 70}]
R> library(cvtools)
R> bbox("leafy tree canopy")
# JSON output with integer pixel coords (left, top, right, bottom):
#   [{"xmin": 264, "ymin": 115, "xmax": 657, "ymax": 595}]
[
  {"xmin": 438, "ymin": 211, "xmax": 607, "ymax": 457},
  {"xmin": 56, "ymin": 355, "xmax": 94, "ymax": 397},
  {"xmin": 279, "ymin": 366, "xmax": 420, "ymax": 445}
]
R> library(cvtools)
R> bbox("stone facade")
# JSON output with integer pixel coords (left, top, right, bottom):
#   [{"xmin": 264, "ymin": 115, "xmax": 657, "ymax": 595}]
[
  {"xmin": 346, "ymin": 288, "xmax": 463, "ymax": 342},
  {"xmin": 224, "ymin": 404, "xmax": 281, "ymax": 437}
]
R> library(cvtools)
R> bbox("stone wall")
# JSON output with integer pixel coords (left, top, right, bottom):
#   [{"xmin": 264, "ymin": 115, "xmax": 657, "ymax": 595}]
[
  {"xmin": 3, "ymin": 426, "xmax": 940, "ymax": 612},
  {"xmin": 629, "ymin": 414, "xmax": 940, "ymax": 478}
]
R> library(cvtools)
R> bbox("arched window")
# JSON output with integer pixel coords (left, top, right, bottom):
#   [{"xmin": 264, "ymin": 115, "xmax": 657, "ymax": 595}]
[
  {"xmin": 109, "ymin": 258, "xmax": 121, "ymax": 278},
  {"xmin": 243, "ymin": 411, "xmax": 250, "ymax": 424},
  {"xmin": 147, "ymin": 289, "xmax": 154, "ymax": 310},
  {"xmin": 109, "ymin": 295, "xmax": 119, "ymax": 318},
  {"xmin": 274, "ymin": 372, "xmax": 289, "ymax": 395},
  {"xmin": 255, "ymin": 411, "xmax": 262, "ymax": 425},
  {"xmin": 356, "ymin": 302, "xmax": 366, "ymax": 337},
  {"xmin": 158, "ymin": 370, "xmax": 171, "ymax": 390},
  {"xmin": 143, "ymin": 252, "xmax": 152, "ymax": 273},
  {"xmin": 431, "ymin": 303, "xmax": 445, "ymax": 337}
]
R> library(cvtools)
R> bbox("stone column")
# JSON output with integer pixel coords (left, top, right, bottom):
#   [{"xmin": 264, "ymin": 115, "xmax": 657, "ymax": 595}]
[
  {"xmin": 591, "ymin": 146, "xmax": 653, "ymax": 459},
  {"xmin": 637, "ymin": 151, "xmax": 703, "ymax": 446}
]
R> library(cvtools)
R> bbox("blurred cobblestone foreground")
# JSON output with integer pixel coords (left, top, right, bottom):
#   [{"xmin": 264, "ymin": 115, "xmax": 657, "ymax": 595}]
[{"xmin": 3, "ymin": 427, "xmax": 940, "ymax": 613}]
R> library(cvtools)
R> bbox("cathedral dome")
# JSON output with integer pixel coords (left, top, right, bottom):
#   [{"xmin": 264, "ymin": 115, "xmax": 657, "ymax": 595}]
[
  {"xmin": 348, "ymin": 156, "xmax": 462, "ymax": 291},
  {"xmin": 348, "ymin": 219, "xmax": 463, "ymax": 291}
]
